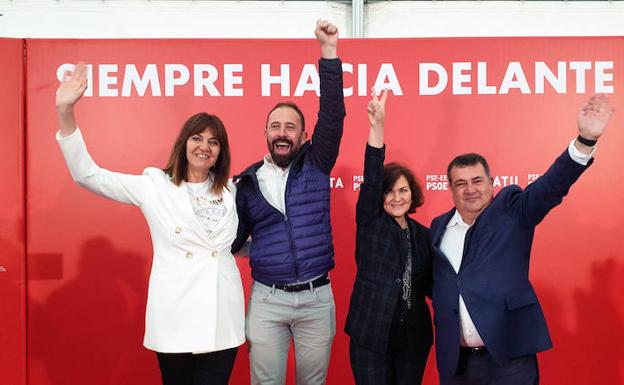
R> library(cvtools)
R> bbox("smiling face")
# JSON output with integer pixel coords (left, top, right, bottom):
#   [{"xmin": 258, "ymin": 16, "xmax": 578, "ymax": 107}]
[
  {"xmin": 383, "ymin": 175, "xmax": 412, "ymax": 225},
  {"xmin": 266, "ymin": 106, "xmax": 307, "ymax": 168},
  {"xmin": 185, "ymin": 128, "xmax": 220, "ymax": 182},
  {"xmin": 449, "ymin": 163, "xmax": 494, "ymax": 224}
]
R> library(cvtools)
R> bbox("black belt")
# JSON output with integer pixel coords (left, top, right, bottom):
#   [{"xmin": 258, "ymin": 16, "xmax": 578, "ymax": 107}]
[
  {"xmin": 259, "ymin": 274, "xmax": 330, "ymax": 292},
  {"xmin": 460, "ymin": 346, "xmax": 488, "ymax": 355}
]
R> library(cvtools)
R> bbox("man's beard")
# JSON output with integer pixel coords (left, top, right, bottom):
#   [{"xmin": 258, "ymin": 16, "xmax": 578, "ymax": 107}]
[{"xmin": 268, "ymin": 137, "xmax": 299, "ymax": 168}]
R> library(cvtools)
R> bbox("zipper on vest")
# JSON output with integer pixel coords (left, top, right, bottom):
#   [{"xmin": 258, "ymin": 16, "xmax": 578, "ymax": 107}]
[
  {"xmin": 284, "ymin": 177, "xmax": 299, "ymax": 281},
  {"xmin": 284, "ymin": 217, "xmax": 299, "ymax": 280}
]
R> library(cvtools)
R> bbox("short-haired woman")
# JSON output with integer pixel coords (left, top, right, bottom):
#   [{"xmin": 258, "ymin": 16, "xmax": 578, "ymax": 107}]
[
  {"xmin": 345, "ymin": 89, "xmax": 433, "ymax": 385},
  {"xmin": 55, "ymin": 63, "xmax": 244, "ymax": 385}
]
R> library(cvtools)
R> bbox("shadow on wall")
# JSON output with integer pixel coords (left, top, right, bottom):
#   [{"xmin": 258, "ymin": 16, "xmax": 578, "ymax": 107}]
[
  {"xmin": 538, "ymin": 256, "xmax": 624, "ymax": 385},
  {"xmin": 29, "ymin": 237, "xmax": 158, "ymax": 385},
  {"xmin": 23, "ymin": 223, "xmax": 624, "ymax": 385}
]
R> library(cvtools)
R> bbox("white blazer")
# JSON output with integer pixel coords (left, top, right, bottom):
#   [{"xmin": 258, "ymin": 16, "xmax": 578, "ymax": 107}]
[{"xmin": 57, "ymin": 128, "xmax": 245, "ymax": 353}]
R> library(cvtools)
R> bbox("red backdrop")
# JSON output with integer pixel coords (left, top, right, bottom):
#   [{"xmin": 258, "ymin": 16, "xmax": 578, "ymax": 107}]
[
  {"xmin": 0, "ymin": 38, "xmax": 26, "ymax": 385},
  {"xmin": 9, "ymin": 37, "xmax": 624, "ymax": 385}
]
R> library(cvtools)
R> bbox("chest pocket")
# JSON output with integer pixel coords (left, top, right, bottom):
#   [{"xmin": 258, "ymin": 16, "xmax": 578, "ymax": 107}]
[{"xmin": 505, "ymin": 289, "xmax": 538, "ymax": 310}]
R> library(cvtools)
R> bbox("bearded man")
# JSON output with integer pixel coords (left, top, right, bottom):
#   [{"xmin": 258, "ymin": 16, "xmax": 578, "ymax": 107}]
[{"xmin": 232, "ymin": 19, "xmax": 345, "ymax": 385}]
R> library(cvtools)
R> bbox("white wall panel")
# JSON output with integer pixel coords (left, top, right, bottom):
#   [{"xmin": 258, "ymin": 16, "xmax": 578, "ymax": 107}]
[
  {"xmin": 0, "ymin": 1, "xmax": 623, "ymax": 38},
  {"xmin": 366, "ymin": 1, "xmax": 624, "ymax": 37}
]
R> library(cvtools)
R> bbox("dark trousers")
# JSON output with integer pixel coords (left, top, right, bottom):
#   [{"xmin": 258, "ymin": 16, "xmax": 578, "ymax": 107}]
[
  {"xmin": 440, "ymin": 350, "xmax": 539, "ymax": 385},
  {"xmin": 156, "ymin": 347, "xmax": 238, "ymax": 385},
  {"xmin": 349, "ymin": 339, "xmax": 429, "ymax": 385}
]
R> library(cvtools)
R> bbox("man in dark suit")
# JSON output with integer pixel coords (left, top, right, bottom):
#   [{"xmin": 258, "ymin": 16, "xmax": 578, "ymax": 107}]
[{"xmin": 430, "ymin": 94, "xmax": 614, "ymax": 385}]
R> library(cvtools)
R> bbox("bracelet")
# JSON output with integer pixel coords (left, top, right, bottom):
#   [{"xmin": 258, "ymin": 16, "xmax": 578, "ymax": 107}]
[{"xmin": 577, "ymin": 135, "xmax": 597, "ymax": 147}]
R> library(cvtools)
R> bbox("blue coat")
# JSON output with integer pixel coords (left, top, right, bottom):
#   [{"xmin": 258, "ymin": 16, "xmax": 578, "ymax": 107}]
[
  {"xmin": 232, "ymin": 58, "xmax": 345, "ymax": 285},
  {"xmin": 430, "ymin": 149, "xmax": 592, "ymax": 376}
]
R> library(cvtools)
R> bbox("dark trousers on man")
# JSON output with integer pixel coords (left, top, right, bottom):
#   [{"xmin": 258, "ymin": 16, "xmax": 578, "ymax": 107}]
[
  {"xmin": 349, "ymin": 339, "xmax": 428, "ymax": 385},
  {"xmin": 156, "ymin": 347, "xmax": 238, "ymax": 385},
  {"xmin": 439, "ymin": 349, "xmax": 539, "ymax": 385}
]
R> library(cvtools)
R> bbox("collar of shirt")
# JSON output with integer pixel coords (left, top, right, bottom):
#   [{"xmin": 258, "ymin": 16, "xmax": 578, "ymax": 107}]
[
  {"xmin": 185, "ymin": 174, "xmax": 215, "ymax": 196},
  {"xmin": 256, "ymin": 154, "xmax": 290, "ymax": 215},
  {"xmin": 258, "ymin": 153, "xmax": 291, "ymax": 177},
  {"xmin": 446, "ymin": 209, "xmax": 472, "ymax": 229}
]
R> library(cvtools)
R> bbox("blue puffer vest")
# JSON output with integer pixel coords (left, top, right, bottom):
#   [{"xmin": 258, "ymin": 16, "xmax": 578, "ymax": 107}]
[
  {"xmin": 232, "ymin": 58, "xmax": 344, "ymax": 285},
  {"xmin": 234, "ymin": 144, "xmax": 335, "ymax": 284}
]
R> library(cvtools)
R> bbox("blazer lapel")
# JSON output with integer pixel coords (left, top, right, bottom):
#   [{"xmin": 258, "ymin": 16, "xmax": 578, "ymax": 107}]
[
  {"xmin": 408, "ymin": 220, "xmax": 426, "ymax": 269},
  {"xmin": 458, "ymin": 213, "xmax": 493, "ymax": 272},
  {"xmin": 431, "ymin": 208, "xmax": 458, "ymax": 272},
  {"xmin": 431, "ymin": 208, "xmax": 455, "ymax": 248}
]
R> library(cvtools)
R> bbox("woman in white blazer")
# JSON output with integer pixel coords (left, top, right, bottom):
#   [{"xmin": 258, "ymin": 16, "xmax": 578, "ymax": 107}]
[{"xmin": 55, "ymin": 63, "xmax": 245, "ymax": 385}]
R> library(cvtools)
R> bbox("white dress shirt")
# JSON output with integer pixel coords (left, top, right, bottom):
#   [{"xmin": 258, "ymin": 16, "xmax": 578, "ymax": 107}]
[
  {"xmin": 256, "ymin": 154, "xmax": 290, "ymax": 215},
  {"xmin": 440, "ymin": 139, "xmax": 594, "ymax": 347},
  {"xmin": 439, "ymin": 211, "xmax": 486, "ymax": 347}
]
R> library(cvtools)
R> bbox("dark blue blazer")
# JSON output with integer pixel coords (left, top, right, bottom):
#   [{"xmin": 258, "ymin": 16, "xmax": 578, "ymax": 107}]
[{"xmin": 430, "ymin": 149, "xmax": 592, "ymax": 376}]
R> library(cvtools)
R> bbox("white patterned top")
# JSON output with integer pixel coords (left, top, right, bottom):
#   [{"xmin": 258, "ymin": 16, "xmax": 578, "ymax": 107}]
[{"xmin": 186, "ymin": 178, "xmax": 227, "ymax": 236}]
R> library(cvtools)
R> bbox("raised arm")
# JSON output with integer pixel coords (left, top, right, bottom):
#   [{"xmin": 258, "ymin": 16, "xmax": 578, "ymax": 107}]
[
  {"xmin": 356, "ymin": 89, "xmax": 389, "ymax": 226},
  {"xmin": 55, "ymin": 62, "xmax": 149, "ymax": 206},
  {"xmin": 309, "ymin": 19, "xmax": 346, "ymax": 174},
  {"xmin": 56, "ymin": 62, "xmax": 88, "ymax": 137},
  {"xmin": 507, "ymin": 94, "xmax": 614, "ymax": 227}
]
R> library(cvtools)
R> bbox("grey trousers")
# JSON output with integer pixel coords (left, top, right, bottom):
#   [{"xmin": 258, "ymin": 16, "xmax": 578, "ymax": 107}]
[{"xmin": 246, "ymin": 281, "xmax": 336, "ymax": 385}]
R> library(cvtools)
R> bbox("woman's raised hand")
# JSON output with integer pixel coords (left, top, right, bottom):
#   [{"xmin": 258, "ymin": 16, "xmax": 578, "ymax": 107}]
[
  {"xmin": 56, "ymin": 62, "xmax": 88, "ymax": 109},
  {"xmin": 56, "ymin": 62, "xmax": 88, "ymax": 137},
  {"xmin": 368, "ymin": 87, "xmax": 388, "ymax": 130},
  {"xmin": 367, "ymin": 87, "xmax": 388, "ymax": 148}
]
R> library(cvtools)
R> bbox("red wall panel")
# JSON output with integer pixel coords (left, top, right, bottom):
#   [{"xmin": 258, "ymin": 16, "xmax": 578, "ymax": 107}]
[
  {"xmin": 0, "ymin": 38, "xmax": 26, "ymax": 385},
  {"xmin": 25, "ymin": 37, "xmax": 624, "ymax": 385}
]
